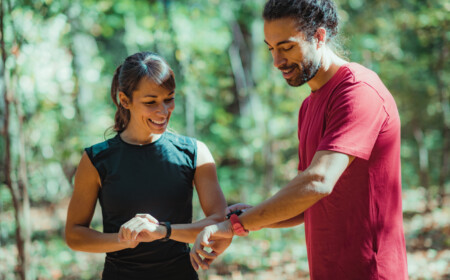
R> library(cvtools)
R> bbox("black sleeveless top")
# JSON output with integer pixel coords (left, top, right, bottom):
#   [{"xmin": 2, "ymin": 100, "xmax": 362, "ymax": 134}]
[{"xmin": 85, "ymin": 132, "xmax": 198, "ymax": 280}]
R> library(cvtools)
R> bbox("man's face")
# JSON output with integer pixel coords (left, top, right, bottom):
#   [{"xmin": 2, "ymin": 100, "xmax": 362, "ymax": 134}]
[{"xmin": 264, "ymin": 18, "xmax": 321, "ymax": 87}]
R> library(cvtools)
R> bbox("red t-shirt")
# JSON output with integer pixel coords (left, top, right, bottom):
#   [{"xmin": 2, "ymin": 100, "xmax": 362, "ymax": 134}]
[{"xmin": 298, "ymin": 63, "xmax": 408, "ymax": 279}]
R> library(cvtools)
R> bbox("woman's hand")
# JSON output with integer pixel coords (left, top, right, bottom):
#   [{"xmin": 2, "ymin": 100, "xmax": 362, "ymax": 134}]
[
  {"xmin": 190, "ymin": 220, "xmax": 234, "ymax": 270},
  {"xmin": 118, "ymin": 214, "xmax": 166, "ymax": 243}
]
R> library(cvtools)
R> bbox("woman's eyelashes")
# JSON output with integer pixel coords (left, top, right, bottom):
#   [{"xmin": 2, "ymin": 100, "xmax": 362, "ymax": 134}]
[{"xmin": 144, "ymin": 98, "xmax": 174, "ymax": 105}]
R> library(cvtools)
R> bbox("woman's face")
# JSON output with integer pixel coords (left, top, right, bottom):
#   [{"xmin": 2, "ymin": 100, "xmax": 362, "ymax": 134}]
[{"xmin": 120, "ymin": 77, "xmax": 175, "ymax": 135}]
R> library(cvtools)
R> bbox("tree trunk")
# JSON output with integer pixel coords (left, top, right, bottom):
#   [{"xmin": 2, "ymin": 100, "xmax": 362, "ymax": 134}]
[
  {"xmin": 161, "ymin": 0, "xmax": 196, "ymax": 137},
  {"xmin": 1, "ymin": 1, "xmax": 30, "ymax": 278},
  {"xmin": 435, "ymin": 32, "xmax": 449, "ymax": 208},
  {"xmin": 413, "ymin": 126, "xmax": 432, "ymax": 212}
]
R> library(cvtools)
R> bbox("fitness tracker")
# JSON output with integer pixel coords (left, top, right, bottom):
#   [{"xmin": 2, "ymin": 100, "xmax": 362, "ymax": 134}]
[
  {"xmin": 159, "ymin": 221, "xmax": 171, "ymax": 241},
  {"xmin": 229, "ymin": 214, "xmax": 249, "ymax": 236}
]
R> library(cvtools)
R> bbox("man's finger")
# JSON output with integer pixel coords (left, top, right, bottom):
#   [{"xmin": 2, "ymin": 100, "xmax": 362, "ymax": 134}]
[{"xmin": 226, "ymin": 203, "xmax": 253, "ymax": 213}]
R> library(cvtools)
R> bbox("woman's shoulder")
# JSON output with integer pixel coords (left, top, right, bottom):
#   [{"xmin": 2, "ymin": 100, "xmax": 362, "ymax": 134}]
[
  {"xmin": 85, "ymin": 135, "xmax": 120, "ymax": 159},
  {"xmin": 164, "ymin": 131, "xmax": 197, "ymax": 149}
]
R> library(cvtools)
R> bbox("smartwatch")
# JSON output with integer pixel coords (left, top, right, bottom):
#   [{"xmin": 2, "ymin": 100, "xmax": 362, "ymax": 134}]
[
  {"xmin": 226, "ymin": 209, "xmax": 243, "ymax": 219},
  {"xmin": 159, "ymin": 221, "xmax": 171, "ymax": 241}
]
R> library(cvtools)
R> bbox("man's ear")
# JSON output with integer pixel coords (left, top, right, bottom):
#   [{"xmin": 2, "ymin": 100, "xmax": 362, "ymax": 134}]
[
  {"xmin": 119, "ymin": 92, "xmax": 130, "ymax": 109},
  {"xmin": 314, "ymin": 27, "xmax": 327, "ymax": 49}
]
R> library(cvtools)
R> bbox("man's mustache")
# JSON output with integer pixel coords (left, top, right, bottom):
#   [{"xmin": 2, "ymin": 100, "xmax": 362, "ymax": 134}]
[{"xmin": 278, "ymin": 64, "xmax": 298, "ymax": 71}]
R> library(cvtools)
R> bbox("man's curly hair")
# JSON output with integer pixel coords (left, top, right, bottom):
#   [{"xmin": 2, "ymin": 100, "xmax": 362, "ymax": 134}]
[{"xmin": 263, "ymin": 0, "xmax": 339, "ymax": 42}]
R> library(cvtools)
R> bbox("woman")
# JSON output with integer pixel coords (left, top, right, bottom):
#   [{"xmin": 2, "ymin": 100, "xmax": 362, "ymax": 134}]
[{"xmin": 65, "ymin": 51, "xmax": 227, "ymax": 279}]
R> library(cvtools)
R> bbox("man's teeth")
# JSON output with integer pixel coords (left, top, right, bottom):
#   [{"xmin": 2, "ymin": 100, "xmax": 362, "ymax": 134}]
[{"xmin": 150, "ymin": 119, "xmax": 165, "ymax": 124}]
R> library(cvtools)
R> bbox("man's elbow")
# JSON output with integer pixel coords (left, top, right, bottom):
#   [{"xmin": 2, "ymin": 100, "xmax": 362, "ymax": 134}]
[{"xmin": 306, "ymin": 173, "xmax": 334, "ymax": 197}]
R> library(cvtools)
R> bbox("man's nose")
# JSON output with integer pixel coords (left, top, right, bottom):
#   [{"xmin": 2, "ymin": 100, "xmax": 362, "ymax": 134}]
[{"xmin": 272, "ymin": 51, "xmax": 287, "ymax": 68}]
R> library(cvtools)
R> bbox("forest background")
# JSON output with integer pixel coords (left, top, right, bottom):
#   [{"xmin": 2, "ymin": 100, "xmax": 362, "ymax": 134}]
[{"xmin": 0, "ymin": 0, "xmax": 449, "ymax": 279}]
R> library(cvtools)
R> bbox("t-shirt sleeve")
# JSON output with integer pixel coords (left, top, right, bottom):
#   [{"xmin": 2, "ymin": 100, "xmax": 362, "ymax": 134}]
[
  {"xmin": 84, "ymin": 141, "xmax": 110, "ymax": 182},
  {"xmin": 317, "ymin": 82, "xmax": 388, "ymax": 160}
]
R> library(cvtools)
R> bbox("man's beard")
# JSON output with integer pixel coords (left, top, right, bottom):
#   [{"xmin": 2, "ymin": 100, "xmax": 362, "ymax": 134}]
[{"xmin": 284, "ymin": 59, "xmax": 321, "ymax": 87}]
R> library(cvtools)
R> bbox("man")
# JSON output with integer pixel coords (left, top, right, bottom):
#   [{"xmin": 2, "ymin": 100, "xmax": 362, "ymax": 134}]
[{"xmin": 190, "ymin": 0, "xmax": 408, "ymax": 279}]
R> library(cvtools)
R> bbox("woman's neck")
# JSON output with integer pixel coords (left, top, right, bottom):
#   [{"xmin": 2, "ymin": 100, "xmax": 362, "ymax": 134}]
[{"xmin": 120, "ymin": 127, "xmax": 161, "ymax": 145}]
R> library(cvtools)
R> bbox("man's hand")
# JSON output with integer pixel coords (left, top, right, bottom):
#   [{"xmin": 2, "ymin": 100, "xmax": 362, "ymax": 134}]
[
  {"xmin": 190, "ymin": 220, "xmax": 234, "ymax": 270},
  {"xmin": 226, "ymin": 203, "xmax": 253, "ymax": 215}
]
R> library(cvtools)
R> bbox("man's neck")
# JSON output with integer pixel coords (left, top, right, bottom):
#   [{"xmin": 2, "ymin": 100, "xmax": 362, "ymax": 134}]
[{"xmin": 307, "ymin": 48, "xmax": 348, "ymax": 92}]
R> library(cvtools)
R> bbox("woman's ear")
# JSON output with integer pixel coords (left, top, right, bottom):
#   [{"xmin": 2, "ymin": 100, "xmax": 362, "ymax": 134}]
[{"xmin": 119, "ymin": 92, "xmax": 130, "ymax": 109}]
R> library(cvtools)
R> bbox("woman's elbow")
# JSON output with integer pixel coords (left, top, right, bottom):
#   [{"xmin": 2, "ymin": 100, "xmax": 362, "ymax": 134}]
[{"xmin": 65, "ymin": 227, "xmax": 81, "ymax": 251}]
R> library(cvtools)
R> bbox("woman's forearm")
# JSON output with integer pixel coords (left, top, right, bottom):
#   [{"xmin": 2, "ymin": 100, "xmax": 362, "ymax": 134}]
[
  {"xmin": 66, "ymin": 225, "xmax": 134, "ymax": 253},
  {"xmin": 169, "ymin": 213, "xmax": 226, "ymax": 244}
]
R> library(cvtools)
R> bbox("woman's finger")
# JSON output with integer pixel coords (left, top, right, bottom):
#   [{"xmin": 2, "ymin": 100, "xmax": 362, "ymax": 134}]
[
  {"xmin": 190, "ymin": 246, "xmax": 205, "ymax": 270},
  {"xmin": 135, "ymin": 213, "xmax": 159, "ymax": 224},
  {"xmin": 196, "ymin": 247, "xmax": 217, "ymax": 259},
  {"xmin": 191, "ymin": 231, "xmax": 213, "ymax": 270},
  {"xmin": 190, "ymin": 254, "xmax": 199, "ymax": 271},
  {"xmin": 123, "ymin": 217, "xmax": 145, "ymax": 240}
]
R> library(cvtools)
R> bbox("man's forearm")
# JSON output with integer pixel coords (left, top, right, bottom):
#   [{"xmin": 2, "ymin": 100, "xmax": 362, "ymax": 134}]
[
  {"xmin": 239, "ymin": 151, "xmax": 352, "ymax": 231},
  {"xmin": 239, "ymin": 171, "xmax": 329, "ymax": 231},
  {"xmin": 265, "ymin": 213, "xmax": 304, "ymax": 228}
]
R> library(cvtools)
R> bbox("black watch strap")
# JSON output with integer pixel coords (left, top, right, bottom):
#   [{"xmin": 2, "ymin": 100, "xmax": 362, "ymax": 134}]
[
  {"xmin": 226, "ymin": 209, "xmax": 243, "ymax": 219},
  {"xmin": 159, "ymin": 221, "xmax": 171, "ymax": 241}
]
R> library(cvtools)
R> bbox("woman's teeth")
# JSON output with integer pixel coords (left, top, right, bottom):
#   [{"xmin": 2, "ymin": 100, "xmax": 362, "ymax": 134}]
[{"xmin": 150, "ymin": 119, "xmax": 165, "ymax": 125}]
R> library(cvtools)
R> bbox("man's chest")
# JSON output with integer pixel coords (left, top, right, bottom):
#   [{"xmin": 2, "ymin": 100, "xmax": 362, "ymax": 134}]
[{"xmin": 298, "ymin": 101, "xmax": 329, "ymax": 167}]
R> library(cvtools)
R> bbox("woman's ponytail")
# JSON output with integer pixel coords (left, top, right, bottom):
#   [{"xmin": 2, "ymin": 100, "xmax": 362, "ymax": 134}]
[{"xmin": 110, "ymin": 64, "xmax": 130, "ymax": 133}]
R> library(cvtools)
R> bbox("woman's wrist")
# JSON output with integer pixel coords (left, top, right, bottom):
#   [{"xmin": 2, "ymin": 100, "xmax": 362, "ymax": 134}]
[
  {"xmin": 157, "ymin": 222, "xmax": 170, "ymax": 240},
  {"xmin": 115, "ymin": 233, "xmax": 138, "ymax": 249}
]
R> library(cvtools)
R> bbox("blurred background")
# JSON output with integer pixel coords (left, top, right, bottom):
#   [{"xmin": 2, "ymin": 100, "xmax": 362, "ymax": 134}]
[{"xmin": 0, "ymin": 0, "xmax": 448, "ymax": 279}]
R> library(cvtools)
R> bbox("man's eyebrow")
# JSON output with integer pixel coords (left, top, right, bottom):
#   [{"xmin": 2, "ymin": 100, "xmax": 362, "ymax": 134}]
[
  {"xmin": 264, "ymin": 39, "xmax": 294, "ymax": 47},
  {"xmin": 143, "ymin": 91, "xmax": 175, "ymax": 98}
]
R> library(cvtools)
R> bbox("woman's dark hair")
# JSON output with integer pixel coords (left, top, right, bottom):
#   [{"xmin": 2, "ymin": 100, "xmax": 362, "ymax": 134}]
[
  {"xmin": 110, "ymin": 51, "xmax": 175, "ymax": 133},
  {"xmin": 263, "ymin": 0, "xmax": 339, "ymax": 42}
]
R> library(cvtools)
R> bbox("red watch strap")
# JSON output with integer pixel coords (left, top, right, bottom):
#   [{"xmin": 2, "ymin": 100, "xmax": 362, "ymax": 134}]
[{"xmin": 229, "ymin": 214, "xmax": 249, "ymax": 236}]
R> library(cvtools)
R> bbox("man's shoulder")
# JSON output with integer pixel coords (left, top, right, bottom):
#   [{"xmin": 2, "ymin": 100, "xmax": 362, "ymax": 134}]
[
  {"xmin": 330, "ymin": 63, "xmax": 391, "ymax": 100},
  {"xmin": 338, "ymin": 63, "xmax": 385, "ymax": 89},
  {"xmin": 332, "ymin": 63, "xmax": 372, "ymax": 84}
]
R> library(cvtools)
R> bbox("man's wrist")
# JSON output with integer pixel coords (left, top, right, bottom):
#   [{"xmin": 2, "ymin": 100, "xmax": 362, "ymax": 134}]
[{"xmin": 229, "ymin": 214, "xmax": 249, "ymax": 236}]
